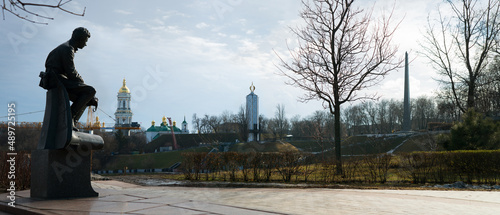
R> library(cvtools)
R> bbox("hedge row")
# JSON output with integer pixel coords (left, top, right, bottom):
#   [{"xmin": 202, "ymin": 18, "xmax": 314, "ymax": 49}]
[
  {"xmin": 181, "ymin": 150, "xmax": 500, "ymax": 184},
  {"xmin": 398, "ymin": 150, "xmax": 500, "ymax": 184},
  {"xmin": 0, "ymin": 152, "xmax": 31, "ymax": 190},
  {"xmin": 181, "ymin": 151, "xmax": 313, "ymax": 182},
  {"xmin": 181, "ymin": 151, "xmax": 393, "ymax": 183}
]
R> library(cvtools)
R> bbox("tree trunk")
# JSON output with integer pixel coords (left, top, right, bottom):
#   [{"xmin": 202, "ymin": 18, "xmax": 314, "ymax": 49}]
[
  {"xmin": 467, "ymin": 79, "xmax": 475, "ymax": 110},
  {"xmin": 334, "ymin": 103, "xmax": 342, "ymax": 175}
]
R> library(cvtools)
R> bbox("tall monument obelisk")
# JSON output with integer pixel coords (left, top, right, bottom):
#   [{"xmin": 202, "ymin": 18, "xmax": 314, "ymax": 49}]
[
  {"xmin": 402, "ymin": 52, "xmax": 411, "ymax": 131},
  {"xmin": 246, "ymin": 83, "xmax": 259, "ymax": 142}
]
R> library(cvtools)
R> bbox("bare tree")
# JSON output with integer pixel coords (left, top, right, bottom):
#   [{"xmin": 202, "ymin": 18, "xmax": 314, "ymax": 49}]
[
  {"xmin": 412, "ymin": 96, "xmax": 437, "ymax": 130},
  {"xmin": 200, "ymin": 114, "xmax": 222, "ymax": 134},
  {"xmin": 421, "ymin": 0, "xmax": 500, "ymax": 113},
  {"xmin": 377, "ymin": 100, "xmax": 389, "ymax": 133},
  {"xmin": 436, "ymin": 98, "xmax": 460, "ymax": 122},
  {"xmin": 274, "ymin": 104, "xmax": 290, "ymax": 140},
  {"xmin": 477, "ymin": 56, "xmax": 500, "ymax": 114},
  {"xmin": 343, "ymin": 104, "xmax": 368, "ymax": 135},
  {"xmin": 365, "ymin": 101, "xmax": 378, "ymax": 133},
  {"xmin": 387, "ymin": 99, "xmax": 403, "ymax": 132},
  {"xmin": 236, "ymin": 105, "xmax": 249, "ymax": 142},
  {"xmin": 192, "ymin": 113, "xmax": 201, "ymax": 134},
  {"xmin": 278, "ymin": 0, "xmax": 402, "ymax": 174},
  {"xmin": 1, "ymin": 0, "xmax": 85, "ymax": 24}
]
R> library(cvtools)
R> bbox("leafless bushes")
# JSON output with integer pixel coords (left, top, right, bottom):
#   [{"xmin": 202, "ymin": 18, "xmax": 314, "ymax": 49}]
[
  {"xmin": 182, "ymin": 151, "xmax": 392, "ymax": 184},
  {"xmin": 398, "ymin": 151, "xmax": 500, "ymax": 184},
  {"xmin": 182, "ymin": 151, "xmax": 310, "ymax": 183},
  {"xmin": 0, "ymin": 152, "xmax": 31, "ymax": 190},
  {"xmin": 182, "ymin": 150, "xmax": 500, "ymax": 185},
  {"xmin": 363, "ymin": 154, "xmax": 393, "ymax": 183}
]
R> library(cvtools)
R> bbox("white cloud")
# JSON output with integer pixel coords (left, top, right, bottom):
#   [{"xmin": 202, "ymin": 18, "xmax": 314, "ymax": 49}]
[
  {"xmin": 114, "ymin": 9, "xmax": 133, "ymax": 15},
  {"xmin": 195, "ymin": 22, "xmax": 209, "ymax": 29},
  {"xmin": 237, "ymin": 39, "xmax": 259, "ymax": 53},
  {"xmin": 120, "ymin": 27, "xmax": 143, "ymax": 37},
  {"xmin": 160, "ymin": 10, "xmax": 190, "ymax": 19}
]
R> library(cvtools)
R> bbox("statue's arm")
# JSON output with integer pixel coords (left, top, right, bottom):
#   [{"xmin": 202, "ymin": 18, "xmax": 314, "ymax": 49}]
[{"xmin": 61, "ymin": 46, "xmax": 84, "ymax": 83}]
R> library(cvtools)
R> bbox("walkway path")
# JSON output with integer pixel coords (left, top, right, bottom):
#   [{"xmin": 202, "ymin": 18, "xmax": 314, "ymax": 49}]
[{"xmin": 1, "ymin": 180, "xmax": 500, "ymax": 214}]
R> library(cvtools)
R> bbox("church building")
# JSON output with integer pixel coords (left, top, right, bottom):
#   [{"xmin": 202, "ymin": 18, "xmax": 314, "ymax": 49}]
[{"xmin": 145, "ymin": 116, "xmax": 189, "ymax": 143}]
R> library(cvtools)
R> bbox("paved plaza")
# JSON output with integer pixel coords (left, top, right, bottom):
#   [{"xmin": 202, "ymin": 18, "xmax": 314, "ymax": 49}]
[{"xmin": 1, "ymin": 180, "xmax": 500, "ymax": 214}]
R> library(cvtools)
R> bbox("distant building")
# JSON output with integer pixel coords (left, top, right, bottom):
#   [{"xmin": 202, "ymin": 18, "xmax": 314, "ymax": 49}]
[
  {"xmin": 246, "ymin": 83, "xmax": 259, "ymax": 142},
  {"xmin": 115, "ymin": 78, "xmax": 133, "ymax": 127},
  {"xmin": 181, "ymin": 116, "xmax": 189, "ymax": 134},
  {"xmin": 145, "ymin": 116, "xmax": 188, "ymax": 143}
]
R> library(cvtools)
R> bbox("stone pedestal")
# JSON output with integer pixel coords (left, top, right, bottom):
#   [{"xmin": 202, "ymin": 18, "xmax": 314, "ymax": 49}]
[{"xmin": 31, "ymin": 146, "xmax": 98, "ymax": 199}]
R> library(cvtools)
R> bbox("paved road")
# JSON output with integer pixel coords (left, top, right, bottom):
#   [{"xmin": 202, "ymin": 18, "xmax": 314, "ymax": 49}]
[{"xmin": 2, "ymin": 180, "xmax": 500, "ymax": 214}]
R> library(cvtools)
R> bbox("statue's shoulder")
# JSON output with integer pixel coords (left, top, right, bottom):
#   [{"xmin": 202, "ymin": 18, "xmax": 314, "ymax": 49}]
[{"xmin": 51, "ymin": 41, "xmax": 73, "ymax": 53}]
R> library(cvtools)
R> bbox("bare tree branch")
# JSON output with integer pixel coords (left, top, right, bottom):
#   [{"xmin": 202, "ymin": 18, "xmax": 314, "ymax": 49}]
[
  {"xmin": 1, "ymin": 0, "xmax": 85, "ymax": 24},
  {"xmin": 421, "ymin": 0, "xmax": 500, "ymax": 113}
]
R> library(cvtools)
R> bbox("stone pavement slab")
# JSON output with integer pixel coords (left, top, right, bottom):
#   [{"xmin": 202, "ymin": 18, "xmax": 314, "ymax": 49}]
[{"xmin": 1, "ymin": 180, "xmax": 500, "ymax": 214}]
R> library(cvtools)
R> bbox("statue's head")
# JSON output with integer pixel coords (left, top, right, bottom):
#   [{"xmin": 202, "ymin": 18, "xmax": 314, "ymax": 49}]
[{"xmin": 71, "ymin": 27, "xmax": 91, "ymax": 49}]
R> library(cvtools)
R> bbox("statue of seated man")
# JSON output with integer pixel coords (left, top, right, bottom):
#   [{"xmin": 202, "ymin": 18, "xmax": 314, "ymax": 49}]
[
  {"xmin": 44, "ymin": 27, "xmax": 98, "ymax": 131},
  {"xmin": 32, "ymin": 27, "xmax": 104, "ymax": 199}
]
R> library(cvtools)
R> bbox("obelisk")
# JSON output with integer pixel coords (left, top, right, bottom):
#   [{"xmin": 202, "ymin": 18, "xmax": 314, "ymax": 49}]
[
  {"xmin": 402, "ymin": 52, "xmax": 411, "ymax": 131},
  {"xmin": 246, "ymin": 83, "xmax": 259, "ymax": 142}
]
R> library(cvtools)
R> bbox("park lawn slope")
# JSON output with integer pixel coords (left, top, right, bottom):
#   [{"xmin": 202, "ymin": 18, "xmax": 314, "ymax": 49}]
[
  {"xmin": 102, "ymin": 147, "xmax": 211, "ymax": 170},
  {"xmin": 229, "ymin": 141, "xmax": 299, "ymax": 152}
]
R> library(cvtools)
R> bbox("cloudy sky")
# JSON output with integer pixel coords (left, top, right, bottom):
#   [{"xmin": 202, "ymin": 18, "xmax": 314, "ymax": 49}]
[{"xmin": 0, "ymin": 0, "xmax": 445, "ymax": 130}]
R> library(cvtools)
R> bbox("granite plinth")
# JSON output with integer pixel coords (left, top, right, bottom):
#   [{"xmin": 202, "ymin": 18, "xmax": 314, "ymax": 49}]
[{"xmin": 31, "ymin": 145, "xmax": 98, "ymax": 199}]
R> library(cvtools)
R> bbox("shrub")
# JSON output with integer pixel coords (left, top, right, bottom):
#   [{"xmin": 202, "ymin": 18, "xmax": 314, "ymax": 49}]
[
  {"xmin": 180, "ymin": 152, "xmax": 207, "ymax": 180},
  {"xmin": 0, "ymin": 152, "xmax": 31, "ymax": 190},
  {"xmin": 363, "ymin": 154, "xmax": 392, "ymax": 183},
  {"xmin": 447, "ymin": 109, "xmax": 500, "ymax": 150},
  {"xmin": 221, "ymin": 152, "xmax": 240, "ymax": 181},
  {"xmin": 399, "ymin": 152, "xmax": 439, "ymax": 183},
  {"xmin": 399, "ymin": 150, "xmax": 500, "ymax": 184},
  {"xmin": 261, "ymin": 153, "xmax": 278, "ymax": 182},
  {"xmin": 342, "ymin": 157, "xmax": 361, "ymax": 182},
  {"xmin": 249, "ymin": 152, "xmax": 263, "ymax": 182},
  {"xmin": 275, "ymin": 151, "xmax": 303, "ymax": 182}
]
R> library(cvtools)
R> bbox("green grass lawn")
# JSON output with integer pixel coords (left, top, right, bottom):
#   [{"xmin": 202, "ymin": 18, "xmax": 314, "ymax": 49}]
[
  {"xmin": 102, "ymin": 147, "xmax": 211, "ymax": 170},
  {"xmin": 102, "ymin": 141, "xmax": 299, "ymax": 171},
  {"xmin": 229, "ymin": 141, "xmax": 299, "ymax": 152},
  {"xmin": 288, "ymin": 140, "xmax": 334, "ymax": 152}
]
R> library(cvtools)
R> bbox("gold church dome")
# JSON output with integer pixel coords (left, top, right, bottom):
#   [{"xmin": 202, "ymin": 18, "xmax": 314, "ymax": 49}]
[{"xmin": 119, "ymin": 78, "xmax": 130, "ymax": 93}]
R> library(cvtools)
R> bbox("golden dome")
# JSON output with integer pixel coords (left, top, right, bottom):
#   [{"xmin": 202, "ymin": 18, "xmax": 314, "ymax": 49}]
[
  {"xmin": 93, "ymin": 116, "xmax": 101, "ymax": 128},
  {"xmin": 119, "ymin": 78, "xmax": 130, "ymax": 93}
]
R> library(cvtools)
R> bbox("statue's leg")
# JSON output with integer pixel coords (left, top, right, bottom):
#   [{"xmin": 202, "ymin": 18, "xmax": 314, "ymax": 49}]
[{"xmin": 68, "ymin": 85, "xmax": 96, "ymax": 122}]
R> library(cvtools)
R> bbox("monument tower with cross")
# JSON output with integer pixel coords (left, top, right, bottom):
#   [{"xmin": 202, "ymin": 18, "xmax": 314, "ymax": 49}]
[{"xmin": 246, "ymin": 83, "xmax": 259, "ymax": 142}]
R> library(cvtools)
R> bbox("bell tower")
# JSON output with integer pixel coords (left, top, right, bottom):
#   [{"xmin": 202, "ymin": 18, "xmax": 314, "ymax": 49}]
[
  {"xmin": 115, "ymin": 78, "xmax": 133, "ymax": 127},
  {"xmin": 182, "ymin": 116, "xmax": 189, "ymax": 133}
]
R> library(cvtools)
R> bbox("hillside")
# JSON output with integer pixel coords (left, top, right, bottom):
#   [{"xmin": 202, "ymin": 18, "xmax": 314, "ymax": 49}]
[
  {"xmin": 290, "ymin": 132, "xmax": 445, "ymax": 155},
  {"xmin": 229, "ymin": 141, "xmax": 299, "ymax": 152},
  {"xmin": 99, "ymin": 133, "xmax": 443, "ymax": 171},
  {"xmin": 101, "ymin": 141, "xmax": 299, "ymax": 171},
  {"xmin": 101, "ymin": 147, "xmax": 211, "ymax": 170}
]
